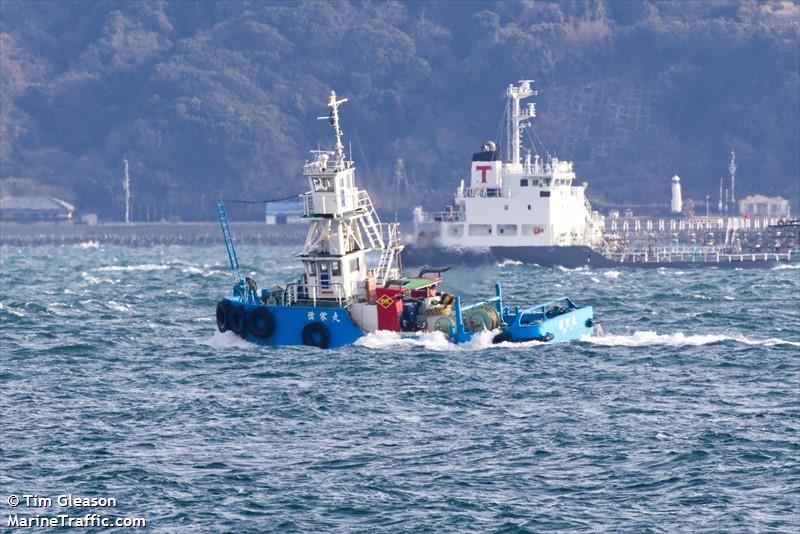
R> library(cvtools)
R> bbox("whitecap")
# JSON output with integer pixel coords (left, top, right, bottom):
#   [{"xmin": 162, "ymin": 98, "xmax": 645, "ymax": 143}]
[
  {"xmin": 0, "ymin": 302, "xmax": 24, "ymax": 317},
  {"xmin": 602, "ymin": 270, "xmax": 621, "ymax": 279},
  {"xmin": 107, "ymin": 300, "xmax": 133, "ymax": 313},
  {"xmin": 95, "ymin": 264, "xmax": 170, "ymax": 272},
  {"xmin": 496, "ymin": 259, "xmax": 523, "ymax": 267},
  {"xmin": 557, "ymin": 265, "xmax": 589, "ymax": 272},
  {"xmin": 77, "ymin": 241, "xmax": 100, "ymax": 249},
  {"xmin": 772, "ymin": 263, "xmax": 800, "ymax": 270},
  {"xmin": 80, "ymin": 272, "xmax": 116, "ymax": 285}
]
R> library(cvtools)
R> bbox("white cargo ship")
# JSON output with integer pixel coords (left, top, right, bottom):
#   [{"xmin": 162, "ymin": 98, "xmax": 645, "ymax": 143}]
[{"xmin": 405, "ymin": 80, "xmax": 608, "ymax": 267}]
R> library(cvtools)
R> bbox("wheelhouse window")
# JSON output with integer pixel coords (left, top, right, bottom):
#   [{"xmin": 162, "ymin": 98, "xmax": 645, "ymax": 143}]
[
  {"xmin": 520, "ymin": 179, "xmax": 529, "ymax": 187},
  {"xmin": 331, "ymin": 261, "xmax": 341, "ymax": 276},
  {"xmin": 312, "ymin": 177, "xmax": 334, "ymax": 192}
]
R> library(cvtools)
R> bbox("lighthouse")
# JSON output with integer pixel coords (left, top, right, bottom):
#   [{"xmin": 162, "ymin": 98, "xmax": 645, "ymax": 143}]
[{"xmin": 671, "ymin": 175, "xmax": 683, "ymax": 213}]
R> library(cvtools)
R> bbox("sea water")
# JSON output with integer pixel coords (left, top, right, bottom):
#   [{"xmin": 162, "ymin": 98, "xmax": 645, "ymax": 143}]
[{"xmin": 1, "ymin": 245, "xmax": 798, "ymax": 531}]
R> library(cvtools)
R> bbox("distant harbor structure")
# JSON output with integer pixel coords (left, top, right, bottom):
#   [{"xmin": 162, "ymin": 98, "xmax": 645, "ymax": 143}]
[
  {"xmin": 739, "ymin": 195, "xmax": 791, "ymax": 218},
  {"xmin": 671, "ymin": 175, "xmax": 682, "ymax": 213},
  {"xmin": 265, "ymin": 201, "xmax": 303, "ymax": 225}
]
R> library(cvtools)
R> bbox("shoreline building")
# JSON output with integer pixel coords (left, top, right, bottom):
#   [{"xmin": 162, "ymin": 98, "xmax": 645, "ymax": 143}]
[{"xmin": 0, "ymin": 196, "xmax": 75, "ymax": 223}]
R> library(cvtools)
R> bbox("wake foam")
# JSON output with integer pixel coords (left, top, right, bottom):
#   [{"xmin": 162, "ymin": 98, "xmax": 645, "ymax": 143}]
[
  {"xmin": 582, "ymin": 330, "xmax": 800, "ymax": 347},
  {"xmin": 354, "ymin": 329, "xmax": 546, "ymax": 351},
  {"xmin": 199, "ymin": 331, "xmax": 253, "ymax": 349}
]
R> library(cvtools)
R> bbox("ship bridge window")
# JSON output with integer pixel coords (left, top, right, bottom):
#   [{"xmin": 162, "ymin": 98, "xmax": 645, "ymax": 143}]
[
  {"xmin": 312, "ymin": 177, "xmax": 334, "ymax": 192},
  {"xmin": 331, "ymin": 260, "xmax": 341, "ymax": 276},
  {"xmin": 305, "ymin": 262, "xmax": 316, "ymax": 275},
  {"xmin": 528, "ymin": 205, "xmax": 532, "ymax": 210},
  {"xmin": 520, "ymin": 179, "xmax": 529, "ymax": 187},
  {"xmin": 540, "ymin": 191, "xmax": 551, "ymax": 198}
]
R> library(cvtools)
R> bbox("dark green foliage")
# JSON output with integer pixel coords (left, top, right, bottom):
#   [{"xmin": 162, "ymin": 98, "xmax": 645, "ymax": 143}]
[{"xmin": 1, "ymin": 0, "xmax": 797, "ymax": 220}]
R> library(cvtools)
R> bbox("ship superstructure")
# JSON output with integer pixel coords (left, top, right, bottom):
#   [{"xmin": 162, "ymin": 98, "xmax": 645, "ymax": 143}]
[
  {"xmin": 412, "ymin": 80, "xmax": 604, "ymax": 251},
  {"xmin": 295, "ymin": 91, "xmax": 402, "ymax": 305}
]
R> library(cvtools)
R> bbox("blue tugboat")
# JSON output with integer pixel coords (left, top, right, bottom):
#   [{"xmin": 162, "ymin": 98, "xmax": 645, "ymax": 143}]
[{"xmin": 214, "ymin": 91, "xmax": 595, "ymax": 348}]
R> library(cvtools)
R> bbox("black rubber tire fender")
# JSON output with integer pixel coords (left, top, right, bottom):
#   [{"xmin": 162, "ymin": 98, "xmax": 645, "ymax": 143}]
[
  {"xmin": 216, "ymin": 300, "xmax": 230, "ymax": 332},
  {"xmin": 301, "ymin": 322, "xmax": 330, "ymax": 348},
  {"xmin": 228, "ymin": 305, "xmax": 247, "ymax": 338},
  {"xmin": 247, "ymin": 307, "xmax": 275, "ymax": 339},
  {"xmin": 492, "ymin": 332, "xmax": 512, "ymax": 344}
]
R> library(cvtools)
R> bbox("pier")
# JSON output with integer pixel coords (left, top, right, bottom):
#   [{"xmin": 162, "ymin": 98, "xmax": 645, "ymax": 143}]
[{"xmin": 0, "ymin": 222, "xmax": 306, "ymax": 247}]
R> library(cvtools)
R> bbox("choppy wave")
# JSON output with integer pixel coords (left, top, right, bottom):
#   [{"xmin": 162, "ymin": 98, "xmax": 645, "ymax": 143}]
[{"xmin": 2, "ymin": 244, "xmax": 799, "ymax": 532}]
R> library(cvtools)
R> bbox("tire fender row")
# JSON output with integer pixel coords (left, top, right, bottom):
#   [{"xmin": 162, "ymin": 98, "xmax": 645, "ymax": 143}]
[{"xmin": 216, "ymin": 301, "xmax": 330, "ymax": 348}]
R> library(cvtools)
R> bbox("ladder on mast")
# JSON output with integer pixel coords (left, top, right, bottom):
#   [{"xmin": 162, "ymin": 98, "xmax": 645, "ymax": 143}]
[{"xmin": 216, "ymin": 200, "xmax": 242, "ymax": 283}]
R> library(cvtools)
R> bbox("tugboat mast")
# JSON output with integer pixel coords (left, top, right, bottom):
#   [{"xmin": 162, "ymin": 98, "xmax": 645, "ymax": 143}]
[{"xmin": 318, "ymin": 91, "xmax": 349, "ymax": 171}]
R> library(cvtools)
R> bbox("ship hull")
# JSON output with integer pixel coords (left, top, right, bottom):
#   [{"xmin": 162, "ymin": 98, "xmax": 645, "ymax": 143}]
[{"xmin": 402, "ymin": 244, "xmax": 794, "ymax": 269}]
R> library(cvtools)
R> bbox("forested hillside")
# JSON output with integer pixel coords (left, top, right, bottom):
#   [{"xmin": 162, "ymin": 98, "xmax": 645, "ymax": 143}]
[{"xmin": 1, "ymin": 0, "xmax": 798, "ymax": 221}]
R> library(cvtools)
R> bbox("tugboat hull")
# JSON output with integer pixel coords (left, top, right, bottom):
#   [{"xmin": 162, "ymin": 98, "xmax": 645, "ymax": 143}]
[{"xmin": 218, "ymin": 298, "xmax": 363, "ymax": 349}]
